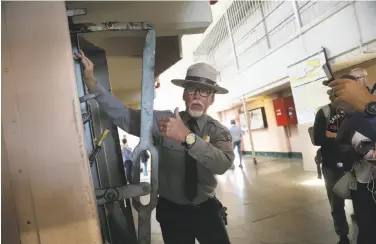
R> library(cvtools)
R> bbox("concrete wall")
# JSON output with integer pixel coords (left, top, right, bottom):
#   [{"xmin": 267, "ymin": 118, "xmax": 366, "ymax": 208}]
[
  {"xmin": 2, "ymin": 2, "xmax": 102, "ymax": 243},
  {"xmin": 1, "ymin": 126, "xmax": 21, "ymax": 244}
]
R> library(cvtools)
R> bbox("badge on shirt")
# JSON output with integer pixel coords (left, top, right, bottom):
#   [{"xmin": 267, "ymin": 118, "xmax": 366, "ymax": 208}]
[{"xmin": 203, "ymin": 135, "xmax": 210, "ymax": 143}]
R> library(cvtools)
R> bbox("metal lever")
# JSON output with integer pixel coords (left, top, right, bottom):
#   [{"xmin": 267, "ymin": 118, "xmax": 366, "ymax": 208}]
[
  {"xmin": 131, "ymin": 27, "xmax": 158, "ymax": 244},
  {"xmin": 82, "ymin": 113, "xmax": 91, "ymax": 124},
  {"xmin": 95, "ymin": 183, "xmax": 151, "ymax": 205},
  {"xmin": 79, "ymin": 93, "xmax": 97, "ymax": 103},
  {"xmin": 89, "ymin": 129, "xmax": 110, "ymax": 165}
]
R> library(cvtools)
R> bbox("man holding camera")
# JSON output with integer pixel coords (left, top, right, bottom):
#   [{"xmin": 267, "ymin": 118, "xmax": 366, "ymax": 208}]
[
  {"xmin": 328, "ymin": 76, "xmax": 376, "ymax": 244},
  {"xmin": 328, "ymin": 74, "xmax": 376, "ymax": 244}
]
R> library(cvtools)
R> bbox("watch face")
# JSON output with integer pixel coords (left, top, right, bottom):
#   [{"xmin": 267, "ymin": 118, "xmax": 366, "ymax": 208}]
[
  {"xmin": 186, "ymin": 134, "xmax": 196, "ymax": 145},
  {"xmin": 367, "ymin": 102, "xmax": 376, "ymax": 115}
]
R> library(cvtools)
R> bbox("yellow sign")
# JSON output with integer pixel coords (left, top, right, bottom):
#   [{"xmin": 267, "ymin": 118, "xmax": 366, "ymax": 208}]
[{"xmin": 290, "ymin": 58, "xmax": 322, "ymax": 87}]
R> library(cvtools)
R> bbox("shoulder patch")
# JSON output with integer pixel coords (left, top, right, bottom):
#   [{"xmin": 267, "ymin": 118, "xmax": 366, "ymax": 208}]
[{"xmin": 221, "ymin": 131, "xmax": 232, "ymax": 142}]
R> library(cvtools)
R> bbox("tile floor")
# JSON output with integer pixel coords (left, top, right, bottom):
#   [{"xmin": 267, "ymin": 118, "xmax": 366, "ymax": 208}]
[{"xmin": 135, "ymin": 156, "xmax": 358, "ymax": 244}]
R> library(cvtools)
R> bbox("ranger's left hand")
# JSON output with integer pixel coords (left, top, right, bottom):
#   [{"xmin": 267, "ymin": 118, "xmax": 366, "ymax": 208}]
[{"xmin": 158, "ymin": 108, "xmax": 191, "ymax": 142}]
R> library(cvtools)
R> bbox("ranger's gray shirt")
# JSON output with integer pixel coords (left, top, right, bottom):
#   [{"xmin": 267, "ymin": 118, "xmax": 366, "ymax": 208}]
[{"xmin": 89, "ymin": 82, "xmax": 235, "ymax": 205}]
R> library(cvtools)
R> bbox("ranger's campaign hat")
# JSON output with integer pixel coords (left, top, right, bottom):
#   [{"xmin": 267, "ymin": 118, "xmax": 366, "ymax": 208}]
[{"xmin": 171, "ymin": 63, "xmax": 229, "ymax": 94}]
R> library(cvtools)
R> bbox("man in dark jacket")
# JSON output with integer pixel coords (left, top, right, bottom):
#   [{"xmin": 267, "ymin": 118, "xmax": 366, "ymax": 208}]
[
  {"xmin": 312, "ymin": 103, "xmax": 350, "ymax": 244},
  {"xmin": 328, "ymin": 77, "xmax": 376, "ymax": 244}
]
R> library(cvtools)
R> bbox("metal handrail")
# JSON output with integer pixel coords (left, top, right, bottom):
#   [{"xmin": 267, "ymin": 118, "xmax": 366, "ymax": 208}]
[{"xmin": 131, "ymin": 26, "xmax": 158, "ymax": 244}]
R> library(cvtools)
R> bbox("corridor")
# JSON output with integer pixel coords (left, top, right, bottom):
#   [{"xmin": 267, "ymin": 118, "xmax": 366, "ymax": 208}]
[{"xmin": 148, "ymin": 157, "xmax": 356, "ymax": 244}]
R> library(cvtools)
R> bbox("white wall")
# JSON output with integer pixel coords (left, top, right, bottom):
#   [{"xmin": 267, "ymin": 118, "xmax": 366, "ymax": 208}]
[
  {"xmin": 209, "ymin": 1, "xmax": 376, "ymax": 111},
  {"xmin": 246, "ymin": 97, "xmax": 291, "ymax": 153},
  {"xmin": 197, "ymin": 0, "xmax": 376, "ymax": 171}
]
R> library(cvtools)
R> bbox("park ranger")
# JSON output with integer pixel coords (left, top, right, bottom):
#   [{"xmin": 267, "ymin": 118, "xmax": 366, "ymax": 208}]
[{"xmin": 76, "ymin": 51, "xmax": 234, "ymax": 244}]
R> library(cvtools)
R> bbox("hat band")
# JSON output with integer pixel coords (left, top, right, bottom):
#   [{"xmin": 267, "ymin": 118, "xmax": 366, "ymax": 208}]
[{"xmin": 185, "ymin": 76, "xmax": 216, "ymax": 86}]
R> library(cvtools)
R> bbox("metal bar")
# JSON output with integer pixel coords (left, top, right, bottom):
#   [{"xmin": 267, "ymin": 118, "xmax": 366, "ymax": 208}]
[
  {"xmin": 95, "ymin": 183, "xmax": 151, "ymax": 205},
  {"xmin": 351, "ymin": 0, "xmax": 364, "ymax": 51},
  {"xmin": 260, "ymin": 2, "xmax": 271, "ymax": 49},
  {"xmin": 239, "ymin": 1, "xmax": 246, "ymax": 27},
  {"xmin": 235, "ymin": 0, "xmax": 284, "ymax": 46},
  {"xmin": 131, "ymin": 26, "xmax": 158, "ymax": 244},
  {"xmin": 237, "ymin": 12, "xmax": 295, "ymax": 57},
  {"xmin": 70, "ymin": 22, "xmax": 153, "ymax": 34},
  {"xmin": 241, "ymin": 96, "xmax": 257, "ymax": 165},
  {"xmin": 224, "ymin": 9, "xmax": 240, "ymax": 70},
  {"xmin": 291, "ymin": 0, "xmax": 303, "ymax": 31},
  {"xmin": 79, "ymin": 93, "xmax": 97, "ymax": 103}
]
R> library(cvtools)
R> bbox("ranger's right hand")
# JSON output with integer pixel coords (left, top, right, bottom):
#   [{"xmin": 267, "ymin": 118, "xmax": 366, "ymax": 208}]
[{"xmin": 74, "ymin": 50, "xmax": 96, "ymax": 89}]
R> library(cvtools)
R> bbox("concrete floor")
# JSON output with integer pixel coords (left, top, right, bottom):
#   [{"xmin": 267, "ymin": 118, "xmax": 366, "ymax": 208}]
[{"xmin": 138, "ymin": 156, "xmax": 357, "ymax": 244}]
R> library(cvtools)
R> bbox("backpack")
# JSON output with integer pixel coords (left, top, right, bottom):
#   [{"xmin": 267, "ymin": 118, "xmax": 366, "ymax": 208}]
[
  {"xmin": 308, "ymin": 104, "xmax": 331, "ymax": 146},
  {"xmin": 321, "ymin": 105, "xmax": 331, "ymax": 126}
]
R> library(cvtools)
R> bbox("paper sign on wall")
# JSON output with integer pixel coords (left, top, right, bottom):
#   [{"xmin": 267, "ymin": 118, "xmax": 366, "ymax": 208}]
[{"xmin": 287, "ymin": 48, "xmax": 330, "ymax": 124}]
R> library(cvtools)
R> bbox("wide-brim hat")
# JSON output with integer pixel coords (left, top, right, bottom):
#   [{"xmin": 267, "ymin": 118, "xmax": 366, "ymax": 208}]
[{"xmin": 171, "ymin": 63, "xmax": 228, "ymax": 94}]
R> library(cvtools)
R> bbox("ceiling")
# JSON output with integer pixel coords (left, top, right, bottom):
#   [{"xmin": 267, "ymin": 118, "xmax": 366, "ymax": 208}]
[{"xmin": 68, "ymin": 1, "xmax": 213, "ymax": 107}]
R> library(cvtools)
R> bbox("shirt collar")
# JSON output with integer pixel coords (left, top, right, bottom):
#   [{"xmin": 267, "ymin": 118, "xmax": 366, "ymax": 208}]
[{"xmin": 181, "ymin": 111, "xmax": 208, "ymax": 132}]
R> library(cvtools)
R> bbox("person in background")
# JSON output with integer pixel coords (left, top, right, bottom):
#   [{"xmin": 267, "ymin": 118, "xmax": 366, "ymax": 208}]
[
  {"xmin": 121, "ymin": 138, "xmax": 133, "ymax": 184},
  {"xmin": 348, "ymin": 69, "xmax": 374, "ymax": 220},
  {"xmin": 140, "ymin": 150, "xmax": 150, "ymax": 177},
  {"xmin": 328, "ymin": 77, "xmax": 376, "ymax": 244},
  {"xmin": 229, "ymin": 119, "xmax": 243, "ymax": 168},
  {"xmin": 350, "ymin": 68, "xmax": 370, "ymax": 92},
  {"xmin": 312, "ymin": 103, "xmax": 349, "ymax": 244}
]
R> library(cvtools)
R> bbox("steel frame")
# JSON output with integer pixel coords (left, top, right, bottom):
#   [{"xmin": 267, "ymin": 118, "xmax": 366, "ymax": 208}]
[{"xmin": 69, "ymin": 18, "xmax": 157, "ymax": 244}]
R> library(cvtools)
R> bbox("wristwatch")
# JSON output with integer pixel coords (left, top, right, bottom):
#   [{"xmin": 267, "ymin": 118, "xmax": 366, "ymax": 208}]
[
  {"xmin": 365, "ymin": 101, "xmax": 376, "ymax": 116},
  {"xmin": 185, "ymin": 133, "xmax": 196, "ymax": 149}
]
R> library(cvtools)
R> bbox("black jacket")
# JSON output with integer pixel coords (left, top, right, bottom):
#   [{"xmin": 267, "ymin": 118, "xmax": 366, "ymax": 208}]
[
  {"xmin": 313, "ymin": 105, "xmax": 346, "ymax": 169},
  {"xmin": 335, "ymin": 112, "xmax": 376, "ymax": 169}
]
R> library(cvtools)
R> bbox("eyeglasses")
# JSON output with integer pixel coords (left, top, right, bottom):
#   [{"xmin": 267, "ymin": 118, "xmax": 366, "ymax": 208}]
[
  {"xmin": 184, "ymin": 86, "xmax": 214, "ymax": 97},
  {"xmin": 354, "ymin": 76, "xmax": 365, "ymax": 81}
]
